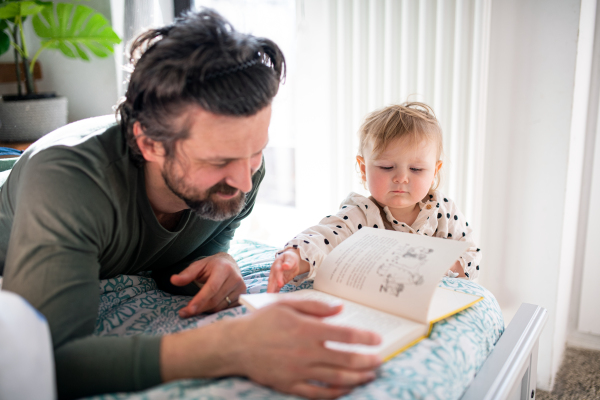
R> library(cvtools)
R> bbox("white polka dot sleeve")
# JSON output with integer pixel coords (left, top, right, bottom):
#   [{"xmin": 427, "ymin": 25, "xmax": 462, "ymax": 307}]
[
  {"xmin": 278, "ymin": 191, "xmax": 482, "ymax": 282},
  {"xmin": 279, "ymin": 193, "xmax": 387, "ymax": 281},
  {"xmin": 432, "ymin": 197, "xmax": 481, "ymax": 280}
]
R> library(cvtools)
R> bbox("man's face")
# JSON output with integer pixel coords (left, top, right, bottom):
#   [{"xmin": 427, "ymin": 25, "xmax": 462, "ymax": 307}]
[{"xmin": 161, "ymin": 105, "xmax": 271, "ymax": 221}]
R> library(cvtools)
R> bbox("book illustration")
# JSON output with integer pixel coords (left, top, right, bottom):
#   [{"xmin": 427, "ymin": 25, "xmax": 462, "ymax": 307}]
[{"xmin": 377, "ymin": 245, "xmax": 433, "ymax": 296}]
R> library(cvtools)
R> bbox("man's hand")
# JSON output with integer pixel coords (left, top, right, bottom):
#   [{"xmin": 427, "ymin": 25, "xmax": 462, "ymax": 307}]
[
  {"xmin": 267, "ymin": 248, "xmax": 310, "ymax": 293},
  {"xmin": 170, "ymin": 252, "xmax": 246, "ymax": 317},
  {"xmin": 232, "ymin": 300, "xmax": 382, "ymax": 398},
  {"xmin": 161, "ymin": 299, "xmax": 382, "ymax": 399}
]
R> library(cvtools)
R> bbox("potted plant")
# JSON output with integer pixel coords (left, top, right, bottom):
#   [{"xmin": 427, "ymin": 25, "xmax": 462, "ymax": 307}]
[{"xmin": 0, "ymin": 0, "xmax": 121, "ymax": 142}]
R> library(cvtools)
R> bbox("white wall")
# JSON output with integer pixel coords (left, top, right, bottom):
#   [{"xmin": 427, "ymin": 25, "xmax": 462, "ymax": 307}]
[
  {"xmin": 568, "ymin": 0, "xmax": 600, "ymax": 351},
  {"xmin": 0, "ymin": 0, "xmax": 118, "ymax": 123},
  {"xmin": 480, "ymin": 0, "xmax": 582, "ymax": 390}
]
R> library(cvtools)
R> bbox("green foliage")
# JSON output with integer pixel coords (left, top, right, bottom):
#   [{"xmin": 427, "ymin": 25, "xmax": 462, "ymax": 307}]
[
  {"xmin": 0, "ymin": 19, "xmax": 9, "ymax": 54},
  {"xmin": 0, "ymin": 0, "xmax": 121, "ymax": 95},
  {"xmin": 33, "ymin": 4, "xmax": 121, "ymax": 61},
  {"xmin": 0, "ymin": 1, "xmax": 45, "ymax": 20}
]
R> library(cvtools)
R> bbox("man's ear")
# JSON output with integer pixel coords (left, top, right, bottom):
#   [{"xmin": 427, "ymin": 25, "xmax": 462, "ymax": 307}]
[
  {"xmin": 134, "ymin": 122, "xmax": 166, "ymax": 162},
  {"xmin": 356, "ymin": 155, "xmax": 367, "ymax": 182}
]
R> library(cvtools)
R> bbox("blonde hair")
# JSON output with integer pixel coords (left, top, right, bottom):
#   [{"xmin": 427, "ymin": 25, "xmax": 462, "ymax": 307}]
[{"xmin": 357, "ymin": 102, "xmax": 444, "ymax": 192}]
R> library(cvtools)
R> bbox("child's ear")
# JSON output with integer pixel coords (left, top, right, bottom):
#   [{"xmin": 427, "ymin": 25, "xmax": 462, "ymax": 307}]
[
  {"xmin": 356, "ymin": 155, "xmax": 367, "ymax": 182},
  {"xmin": 134, "ymin": 122, "xmax": 167, "ymax": 162},
  {"xmin": 434, "ymin": 160, "xmax": 443, "ymax": 175},
  {"xmin": 430, "ymin": 160, "xmax": 443, "ymax": 189}
]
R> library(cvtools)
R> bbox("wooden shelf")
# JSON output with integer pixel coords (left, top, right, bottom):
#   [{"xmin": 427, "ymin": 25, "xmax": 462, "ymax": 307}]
[{"xmin": 0, "ymin": 142, "xmax": 33, "ymax": 151}]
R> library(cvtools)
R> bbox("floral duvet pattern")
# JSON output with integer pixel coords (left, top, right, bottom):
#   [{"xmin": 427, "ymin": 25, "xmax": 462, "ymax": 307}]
[{"xmin": 88, "ymin": 240, "xmax": 504, "ymax": 400}]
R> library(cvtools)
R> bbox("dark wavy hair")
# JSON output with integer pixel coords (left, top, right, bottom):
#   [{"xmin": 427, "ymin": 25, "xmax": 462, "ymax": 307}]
[{"xmin": 116, "ymin": 9, "xmax": 286, "ymax": 164}]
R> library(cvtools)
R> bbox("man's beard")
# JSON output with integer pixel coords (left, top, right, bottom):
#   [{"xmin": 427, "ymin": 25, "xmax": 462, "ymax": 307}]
[{"xmin": 162, "ymin": 159, "xmax": 247, "ymax": 221}]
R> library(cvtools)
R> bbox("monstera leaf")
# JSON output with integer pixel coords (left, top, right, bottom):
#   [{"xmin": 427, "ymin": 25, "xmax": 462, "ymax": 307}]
[
  {"xmin": 0, "ymin": 1, "xmax": 46, "ymax": 56},
  {"xmin": 31, "ymin": 3, "xmax": 120, "ymax": 61},
  {"xmin": 0, "ymin": 1, "xmax": 45, "ymax": 19}
]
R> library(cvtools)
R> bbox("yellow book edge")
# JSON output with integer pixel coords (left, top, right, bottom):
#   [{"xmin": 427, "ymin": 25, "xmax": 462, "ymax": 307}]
[{"xmin": 382, "ymin": 292, "xmax": 484, "ymax": 362}]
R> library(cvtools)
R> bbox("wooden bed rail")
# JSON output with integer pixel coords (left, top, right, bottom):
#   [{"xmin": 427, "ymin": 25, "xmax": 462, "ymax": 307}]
[{"xmin": 460, "ymin": 303, "xmax": 548, "ymax": 400}]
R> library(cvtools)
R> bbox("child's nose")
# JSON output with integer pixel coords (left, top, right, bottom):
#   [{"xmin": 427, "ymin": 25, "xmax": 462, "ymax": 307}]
[{"xmin": 394, "ymin": 171, "xmax": 409, "ymax": 183}]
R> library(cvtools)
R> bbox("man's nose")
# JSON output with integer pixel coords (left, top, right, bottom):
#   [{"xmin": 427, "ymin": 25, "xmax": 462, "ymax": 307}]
[{"xmin": 226, "ymin": 158, "xmax": 254, "ymax": 193}]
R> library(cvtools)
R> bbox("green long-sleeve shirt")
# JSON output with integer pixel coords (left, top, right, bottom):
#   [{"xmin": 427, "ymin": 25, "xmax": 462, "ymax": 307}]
[{"xmin": 0, "ymin": 116, "xmax": 264, "ymax": 399}]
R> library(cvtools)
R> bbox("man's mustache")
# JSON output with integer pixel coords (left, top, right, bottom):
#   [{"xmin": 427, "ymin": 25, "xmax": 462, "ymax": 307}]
[{"xmin": 207, "ymin": 181, "xmax": 239, "ymax": 196}]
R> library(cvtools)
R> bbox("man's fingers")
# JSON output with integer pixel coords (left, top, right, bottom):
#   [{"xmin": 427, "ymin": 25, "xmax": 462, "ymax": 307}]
[
  {"xmin": 288, "ymin": 382, "xmax": 352, "ymax": 399},
  {"xmin": 276, "ymin": 298, "xmax": 345, "ymax": 318},
  {"xmin": 305, "ymin": 366, "xmax": 376, "ymax": 388},
  {"xmin": 179, "ymin": 275, "xmax": 226, "ymax": 317},
  {"xmin": 170, "ymin": 260, "xmax": 206, "ymax": 287},
  {"xmin": 181, "ymin": 273, "xmax": 247, "ymax": 317},
  {"xmin": 206, "ymin": 280, "xmax": 245, "ymax": 313},
  {"xmin": 314, "ymin": 323, "xmax": 382, "ymax": 347},
  {"xmin": 318, "ymin": 348, "xmax": 383, "ymax": 370}
]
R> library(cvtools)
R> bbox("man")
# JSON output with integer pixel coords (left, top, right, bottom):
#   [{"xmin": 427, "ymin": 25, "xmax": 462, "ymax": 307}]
[{"xmin": 0, "ymin": 10, "xmax": 381, "ymax": 400}]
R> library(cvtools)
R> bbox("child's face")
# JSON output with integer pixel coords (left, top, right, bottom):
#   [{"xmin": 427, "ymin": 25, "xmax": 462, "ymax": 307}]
[{"xmin": 357, "ymin": 137, "xmax": 442, "ymax": 212}]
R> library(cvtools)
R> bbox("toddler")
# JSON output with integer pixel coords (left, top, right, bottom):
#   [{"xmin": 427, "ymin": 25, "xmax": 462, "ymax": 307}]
[{"xmin": 267, "ymin": 102, "xmax": 481, "ymax": 293}]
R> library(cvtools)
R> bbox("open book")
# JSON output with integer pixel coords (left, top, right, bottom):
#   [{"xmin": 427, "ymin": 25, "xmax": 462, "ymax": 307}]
[{"xmin": 240, "ymin": 227, "xmax": 483, "ymax": 360}]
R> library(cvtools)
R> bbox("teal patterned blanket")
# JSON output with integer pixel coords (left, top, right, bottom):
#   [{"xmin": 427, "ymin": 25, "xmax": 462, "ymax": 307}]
[{"xmin": 89, "ymin": 240, "xmax": 504, "ymax": 400}]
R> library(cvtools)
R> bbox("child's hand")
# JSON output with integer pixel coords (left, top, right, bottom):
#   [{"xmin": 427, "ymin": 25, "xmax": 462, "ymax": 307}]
[
  {"xmin": 449, "ymin": 260, "xmax": 466, "ymax": 278},
  {"xmin": 267, "ymin": 249, "xmax": 306, "ymax": 293}
]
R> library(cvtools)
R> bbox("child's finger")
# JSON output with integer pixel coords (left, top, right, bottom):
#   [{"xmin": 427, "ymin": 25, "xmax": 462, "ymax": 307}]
[
  {"xmin": 268, "ymin": 257, "xmax": 288, "ymax": 293},
  {"xmin": 267, "ymin": 274, "xmax": 280, "ymax": 293},
  {"xmin": 267, "ymin": 259, "xmax": 281, "ymax": 293},
  {"xmin": 280, "ymin": 252, "xmax": 297, "ymax": 271},
  {"xmin": 281, "ymin": 262, "xmax": 292, "ymax": 271}
]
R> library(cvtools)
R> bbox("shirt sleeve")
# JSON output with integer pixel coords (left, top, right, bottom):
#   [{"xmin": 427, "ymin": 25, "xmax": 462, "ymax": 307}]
[
  {"xmin": 281, "ymin": 195, "xmax": 383, "ymax": 280},
  {"xmin": 151, "ymin": 160, "xmax": 266, "ymax": 295},
  {"xmin": 443, "ymin": 199, "xmax": 482, "ymax": 280},
  {"xmin": 1, "ymin": 151, "xmax": 162, "ymax": 399}
]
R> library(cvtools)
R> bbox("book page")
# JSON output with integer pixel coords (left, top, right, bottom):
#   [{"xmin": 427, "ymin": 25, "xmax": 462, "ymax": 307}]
[
  {"xmin": 313, "ymin": 228, "xmax": 469, "ymax": 324},
  {"xmin": 240, "ymin": 290, "xmax": 427, "ymax": 357},
  {"xmin": 427, "ymin": 287, "xmax": 483, "ymax": 323}
]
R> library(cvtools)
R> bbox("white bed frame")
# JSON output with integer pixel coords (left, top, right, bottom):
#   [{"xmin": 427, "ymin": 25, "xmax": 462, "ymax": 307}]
[{"xmin": 461, "ymin": 303, "xmax": 548, "ymax": 400}]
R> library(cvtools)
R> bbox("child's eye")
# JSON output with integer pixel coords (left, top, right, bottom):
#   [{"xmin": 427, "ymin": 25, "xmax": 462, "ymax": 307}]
[
  {"xmin": 410, "ymin": 168, "xmax": 423, "ymax": 172},
  {"xmin": 379, "ymin": 166, "xmax": 393, "ymax": 170}
]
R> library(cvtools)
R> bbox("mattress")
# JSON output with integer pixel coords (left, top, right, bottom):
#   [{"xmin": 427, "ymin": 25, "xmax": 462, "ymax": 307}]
[{"xmin": 88, "ymin": 239, "xmax": 504, "ymax": 400}]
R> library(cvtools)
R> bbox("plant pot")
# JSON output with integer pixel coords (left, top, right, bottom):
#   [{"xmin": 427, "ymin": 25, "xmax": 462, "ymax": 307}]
[{"xmin": 0, "ymin": 96, "xmax": 68, "ymax": 142}]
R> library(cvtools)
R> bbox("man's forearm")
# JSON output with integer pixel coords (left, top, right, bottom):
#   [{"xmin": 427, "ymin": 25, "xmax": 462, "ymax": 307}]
[{"xmin": 160, "ymin": 318, "xmax": 240, "ymax": 381}]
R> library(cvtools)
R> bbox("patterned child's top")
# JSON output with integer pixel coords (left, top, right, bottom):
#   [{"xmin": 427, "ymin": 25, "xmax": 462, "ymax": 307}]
[{"xmin": 280, "ymin": 191, "xmax": 481, "ymax": 281}]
